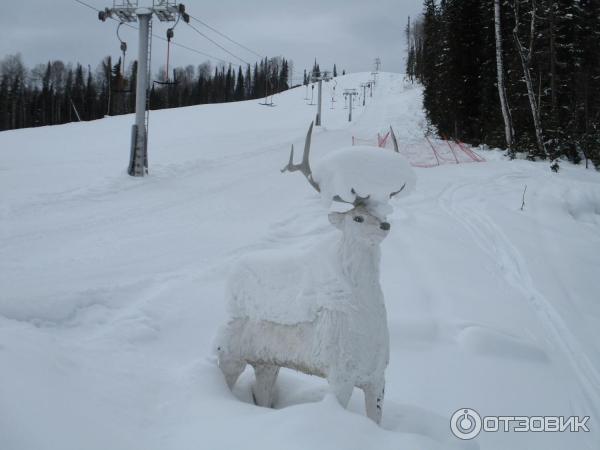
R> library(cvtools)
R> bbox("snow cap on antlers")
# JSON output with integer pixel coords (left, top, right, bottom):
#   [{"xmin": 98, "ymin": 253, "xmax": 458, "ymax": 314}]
[
  {"xmin": 282, "ymin": 122, "xmax": 416, "ymax": 218},
  {"xmin": 314, "ymin": 146, "xmax": 416, "ymax": 214}
]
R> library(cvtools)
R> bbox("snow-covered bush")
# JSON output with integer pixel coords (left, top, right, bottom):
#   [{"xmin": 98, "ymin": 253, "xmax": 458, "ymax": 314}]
[{"xmin": 215, "ymin": 122, "xmax": 416, "ymax": 424}]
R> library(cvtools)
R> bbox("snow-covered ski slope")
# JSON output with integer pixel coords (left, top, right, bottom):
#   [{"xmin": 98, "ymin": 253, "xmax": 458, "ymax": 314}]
[{"xmin": 1, "ymin": 72, "xmax": 599, "ymax": 450}]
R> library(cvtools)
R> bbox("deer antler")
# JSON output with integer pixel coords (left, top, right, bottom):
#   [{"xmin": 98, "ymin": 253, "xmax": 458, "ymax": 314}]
[
  {"xmin": 333, "ymin": 183, "xmax": 405, "ymax": 205},
  {"xmin": 390, "ymin": 183, "xmax": 406, "ymax": 199},
  {"xmin": 281, "ymin": 122, "xmax": 320, "ymax": 193},
  {"xmin": 333, "ymin": 188, "xmax": 371, "ymax": 206},
  {"xmin": 389, "ymin": 126, "xmax": 400, "ymax": 153}
]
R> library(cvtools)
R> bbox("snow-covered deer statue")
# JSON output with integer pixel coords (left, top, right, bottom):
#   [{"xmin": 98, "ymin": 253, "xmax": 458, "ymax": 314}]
[{"xmin": 215, "ymin": 122, "xmax": 414, "ymax": 424}]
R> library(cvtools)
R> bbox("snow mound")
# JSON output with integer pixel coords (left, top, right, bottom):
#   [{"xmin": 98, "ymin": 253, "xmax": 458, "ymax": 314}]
[
  {"xmin": 313, "ymin": 146, "xmax": 416, "ymax": 217},
  {"xmin": 563, "ymin": 186, "xmax": 600, "ymax": 225}
]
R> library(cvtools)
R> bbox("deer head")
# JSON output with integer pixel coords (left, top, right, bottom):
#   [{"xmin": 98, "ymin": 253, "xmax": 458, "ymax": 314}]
[
  {"xmin": 282, "ymin": 122, "xmax": 405, "ymax": 245},
  {"xmin": 328, "ymin": 204, "xmax": 391, "ymax": 245}
]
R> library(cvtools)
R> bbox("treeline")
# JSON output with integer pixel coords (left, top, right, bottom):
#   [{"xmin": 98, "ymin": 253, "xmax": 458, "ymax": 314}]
[
  {"xmin": 0, "ymin": 53, "xmax": 290, "ymax": 132},
  {"xmin": 406, "ymin": 0, "xmax": 600, "ymax": 168}
]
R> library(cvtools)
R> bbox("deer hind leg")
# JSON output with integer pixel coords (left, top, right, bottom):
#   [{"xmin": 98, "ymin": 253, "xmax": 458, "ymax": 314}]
[
  {"xmin": 363, "ymin": 378, "xmax": 385, "ymax": 424},
  {"xmin": 251, "ymin": 364, "xmax": 280, "ymax": 408},
  {"xmin": 327, "ymin": 372, "xmax": 355, "ymax": 409}
]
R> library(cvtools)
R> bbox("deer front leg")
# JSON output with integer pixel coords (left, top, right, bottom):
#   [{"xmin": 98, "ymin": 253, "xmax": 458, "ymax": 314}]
[
  {"xmin": 217, "ymin": 350, "xmax": 246, "ymax": 389},
  {"xmin": 363, "ymin": 378, "xmax": 385, "ymax": 424},
  {"xmin": 252, "ymin": 364, "xmax": 280, "ymax": 408}
]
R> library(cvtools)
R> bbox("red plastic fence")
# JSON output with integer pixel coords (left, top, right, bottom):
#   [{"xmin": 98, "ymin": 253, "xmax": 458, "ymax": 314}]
[
  {"xmin": 377, "ymin": 131, "xmax": 390, "ymax": 148},
  {"xmin": 352, "ymin": 132, "xmax": 485, "ymax": 168}
]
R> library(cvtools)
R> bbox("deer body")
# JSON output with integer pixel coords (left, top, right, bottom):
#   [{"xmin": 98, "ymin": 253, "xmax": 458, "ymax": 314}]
[
  {"xmin": 217, "ymin": 206, "xmax": 390, "ymax": 423},
  {"xmin": 216, "ymin": 123, "xmax": 408, "ymax": 424}
]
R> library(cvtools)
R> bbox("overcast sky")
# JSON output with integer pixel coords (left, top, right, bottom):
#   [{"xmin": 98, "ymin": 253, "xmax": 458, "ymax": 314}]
[{"xmin": 1, "ymin": 0, "xmax": 423, "ymax": 80}]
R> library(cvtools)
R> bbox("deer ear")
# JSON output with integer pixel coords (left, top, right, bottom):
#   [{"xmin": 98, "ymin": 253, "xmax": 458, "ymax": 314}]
[{"xmin": 328, "ymin": 212, "xmax": 344, "ymax": 230}]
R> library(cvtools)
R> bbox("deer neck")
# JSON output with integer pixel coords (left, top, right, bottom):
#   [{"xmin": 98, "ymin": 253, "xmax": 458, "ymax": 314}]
[{"xmin": 337, "ymin": 233, "xmax": 383, "ymax": 304}]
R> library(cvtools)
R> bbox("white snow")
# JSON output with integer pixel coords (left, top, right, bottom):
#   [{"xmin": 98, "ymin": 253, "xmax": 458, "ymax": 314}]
[
  {"xmin": 225, "ymin": 240, "xmax": 346, "ymax": 325},
  {"xmin": 313, "ymin": 145, "xmax": 416, "ymax": 214},
  {"xmin": 1, "ymin": 72, "xmax": 599, "ymax": 450}
]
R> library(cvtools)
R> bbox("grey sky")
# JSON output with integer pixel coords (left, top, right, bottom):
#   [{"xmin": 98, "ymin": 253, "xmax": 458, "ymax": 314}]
[{"xmin": 1, "ymin": 0, "xmax": 423, "ymax": 80}]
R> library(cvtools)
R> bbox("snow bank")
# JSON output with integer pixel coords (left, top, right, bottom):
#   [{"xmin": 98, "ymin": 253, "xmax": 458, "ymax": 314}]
[
  {"xmin": 313, "ymin": 146, "xmax": 416, "ymax": 217},
  {"xmin": 563, "ymin": 185, "xmax": 600, "ymax": 225}
]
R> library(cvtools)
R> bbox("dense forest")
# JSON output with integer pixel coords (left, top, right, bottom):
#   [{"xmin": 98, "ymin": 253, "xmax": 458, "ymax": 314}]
[
  {"xmin": 0, "ymin": 53, "xmax": 291, "ymax": 132},
  {"xmin": 406, "ymin": 0, "xmax": 600, "ymax": 168}
]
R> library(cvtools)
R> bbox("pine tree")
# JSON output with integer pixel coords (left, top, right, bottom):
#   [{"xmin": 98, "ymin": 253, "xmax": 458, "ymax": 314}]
[
  {"xmin": 128, "ymin": 61, "xmax": 137, "ymax": 113},
  {"xmin": 406, "ymin": 45, "xmax": 416, "ymax": 81},
  {"xmin": 0, "ymin": 75, "xmax": 8, "ymax": 131},
  {"xmin": 99, "ymin": 56, "xmax": 112, "ymax": 116},
  {"xmin": 111, "ymin": 58, "xmax": 125, "ymax": 115},
  {"xmin": 41, "ymin": 62, "xmax": 52, "ymax": 125},
  {"xmin": 225, "ymin": 65, "xmax": 234, "ymax": 102},
  {"xmin": 72, "ymin": 64, "xmax": 85, "ymax": 120},
  {"xmin": 421, "ymin": 0, "xmax": 442, "ymax": 133},
  {"xmin": 245, "ymin": 64, "xmax": 252, "ymax": 98},
  {"xmin": 577, "ymin": 0, "xmax": 600, "ymax": 166},
  {"xmin": 312, "ymin": 59, "xmax": 320, "ymax": 79},
  {"xmin": 254, "ymin": 61, "xmax": 262, "ymax": 99},
  {"xmin": 234, "ymin": 66, "xmax": 245, "ymax": 101},
  {"xmin": 85, "ymin": 66, "xmax": 96, "ymax": 121},
  {"xmin": 279, "ymin": 59, "xmax": 289, "ymax": 92},
  {"xmin": 64, "ymin": 67, "xmax": 74, "ymax": 122}
]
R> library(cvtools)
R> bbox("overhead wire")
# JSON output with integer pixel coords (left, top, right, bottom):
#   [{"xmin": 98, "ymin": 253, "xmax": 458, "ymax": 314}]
[
  {"xmin": 166, "ymin": 39, "xmax": 238, "ymax": 67},
  {"xmin": 73, "ymin": 0, "xmax": 240, "ymax": 67},
  {"xmin": 185, "ymin": 21, "xmax": 251, "ymax": 66},
  {"xmin": 187, "ymin": 13, "xmax": 264, "ymax": 60},
  {"xmin": 182, "ymin": 17, "xmax": 279, "ymax": 103}
]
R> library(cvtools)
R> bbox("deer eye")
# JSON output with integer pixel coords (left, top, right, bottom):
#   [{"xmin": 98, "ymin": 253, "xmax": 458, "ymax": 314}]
[{"xmin": 353, "ymin": 216, "xmax": 364, "ymax": 223}]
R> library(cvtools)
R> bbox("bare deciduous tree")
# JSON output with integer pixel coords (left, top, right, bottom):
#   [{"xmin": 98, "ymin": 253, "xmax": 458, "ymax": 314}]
[
  {"xmin": 513, "ymin": 0, "xmax": 548, "ymax": 159},
  {"xmin": 495, "ymin": 0, "xmax": 514, "ymax": 150}
]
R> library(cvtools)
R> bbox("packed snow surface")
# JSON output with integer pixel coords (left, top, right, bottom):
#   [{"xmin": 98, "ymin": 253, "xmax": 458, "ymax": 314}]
[
  {"xmin": 313, "ymin": 145, "xmax": 416, "ymax": 213},
  {"xmin": 1, "ymin": 73, "xmax": 599, "ymax": 450}
]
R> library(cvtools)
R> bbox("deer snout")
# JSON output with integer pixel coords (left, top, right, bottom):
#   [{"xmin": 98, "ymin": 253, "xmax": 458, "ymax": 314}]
[{"xmin": 380, "ymin": 222, "xmax": 390, "ymax": 231}]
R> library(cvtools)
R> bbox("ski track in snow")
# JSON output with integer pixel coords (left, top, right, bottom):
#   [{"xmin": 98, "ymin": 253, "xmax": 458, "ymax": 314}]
[
  {"xmin": 439, "ymin": 174, "xmax": 600, "ymax": 418},
  {"xmin": 1, "ymin": 72, "xmax": 599, "ymax": 450}
]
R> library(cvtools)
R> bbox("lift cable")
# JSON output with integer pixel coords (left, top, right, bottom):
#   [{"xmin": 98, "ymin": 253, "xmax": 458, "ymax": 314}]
[
  {"xmin": 185, "ymin": 21, "xmax": 251, "ymax": 66},
  {"xmin": 187, "ymin": 13, "xmax": 264, "ymax": 59}
]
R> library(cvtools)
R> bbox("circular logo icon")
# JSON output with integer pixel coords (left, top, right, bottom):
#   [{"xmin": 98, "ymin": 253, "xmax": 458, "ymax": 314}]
[{"xmin": 450, "ymin": 408, "xmax": 482, "ymax": 440}]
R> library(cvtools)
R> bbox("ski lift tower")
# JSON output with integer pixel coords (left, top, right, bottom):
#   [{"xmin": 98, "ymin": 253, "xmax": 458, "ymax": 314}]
[
  {"xmin": 360, "ymin": 82, "xmax": 369, "ymax": 106},
  {"xmin": 343, "ymin": 89, "xmax": 358, "ymax": 122},
  {"xmin": 311, "ymin": 70, "xmax": 331, "ymax": 126},
  {"xmin": 370, "ymin": 71, "xmax": 379, "ymax": 87},
  {"xmin": 98, "ymin": 1, "xmax": 188, "ymax": 177}
]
